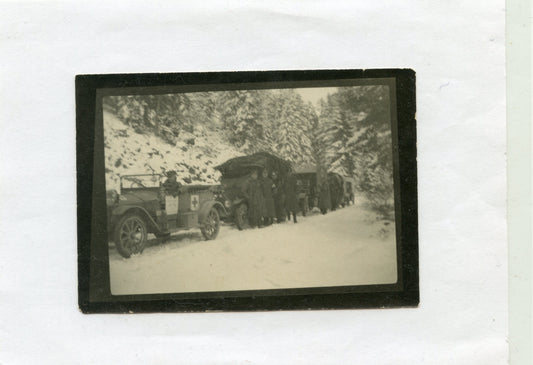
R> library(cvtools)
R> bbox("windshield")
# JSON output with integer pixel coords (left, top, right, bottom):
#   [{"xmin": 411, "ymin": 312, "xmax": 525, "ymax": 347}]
[{"xmin": 121, "ymin": 175, "xmax": 161, "ymax": 189}]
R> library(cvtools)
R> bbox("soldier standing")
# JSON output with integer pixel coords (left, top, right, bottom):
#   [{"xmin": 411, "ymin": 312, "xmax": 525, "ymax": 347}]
[
  {"xmin": 272, "ymin": 171, "xmax": 285, "ymax": 223},
  {"xmin": 162, "ymin": 170, "xmax": 181, "ymax": 197},
  {"xmin": 319, "ymin": 183, "xmax": 331, "ymax": 215},
  {"xmin": 284, "ymin": 174, "xmax": 298, "ymax": 223},
  {"xmin": 330, "ymin": 175, "xmax": 342, "ymax": 211},
  {"xmin": 261, "ymin": 169, "xmax": 276, "ymax": 226},
  {"xmin": 242, "ymin": 169, "xmax": 264, "ymax": 228}
]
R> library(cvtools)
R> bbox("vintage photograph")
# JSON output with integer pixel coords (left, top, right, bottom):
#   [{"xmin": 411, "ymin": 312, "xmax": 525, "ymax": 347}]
[
  {"xmin": 77, "ymin": 70, "xmax": 417, "ymax": 311},
  {"xmin": 103, "ymin": 83, "xmax": 397, "ymax": 295}
]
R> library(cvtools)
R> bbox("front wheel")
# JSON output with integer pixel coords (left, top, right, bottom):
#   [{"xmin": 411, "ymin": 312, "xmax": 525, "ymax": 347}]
[
  {"xmin": 235, "ymin": 204, "xmax": 249, "ymax": 230},
  {"xmin": 201, "ymin": 208, "xmax": 220, "ymax": 240},
  {"xmin": 114, "ymin": 213, "xmax": 148, "ymax": 258}
]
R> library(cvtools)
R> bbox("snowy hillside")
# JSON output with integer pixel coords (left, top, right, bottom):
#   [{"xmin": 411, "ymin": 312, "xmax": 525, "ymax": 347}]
[{"xmin": 103, "ymin": 110, "xmax": 243, "ymax": 192}]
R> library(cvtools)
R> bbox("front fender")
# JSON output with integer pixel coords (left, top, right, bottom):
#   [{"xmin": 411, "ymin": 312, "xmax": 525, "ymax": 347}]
[
  {"xmin": 232, "ymin": 197, "xmax": 246, "ymax": 206},
  {"xmin": 109, "ymin": 205, "xmax": 164, "ymax": 235},
  {"xmin": 198, "ymin": 201, "xmax": 228, "ymax": 223}
]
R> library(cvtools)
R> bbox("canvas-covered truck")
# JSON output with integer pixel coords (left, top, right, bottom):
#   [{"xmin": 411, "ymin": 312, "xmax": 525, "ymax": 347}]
[
  {"xmin": 106, "ymin": 174, "xmax": 227, "ymax": 258},
  {"xmin": 292, "ymin": 165, "xmax": 339, "ymax": 214},
  {"xmin": 292, "ymin": 166, "xmax": 351, "ymax": 214},
  {"xmin": 215, "ymin": 152, "xmax": 291, "ymax": 230},
  {"xmin": 292, "ymin": 164, "xmax": 319, "ymax": 216}
]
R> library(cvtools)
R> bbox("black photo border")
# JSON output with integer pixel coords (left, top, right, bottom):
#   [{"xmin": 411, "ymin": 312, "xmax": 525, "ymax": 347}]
[{"xmin": 77, "ymin": 69, "xmax": 418, "ymax": 313}]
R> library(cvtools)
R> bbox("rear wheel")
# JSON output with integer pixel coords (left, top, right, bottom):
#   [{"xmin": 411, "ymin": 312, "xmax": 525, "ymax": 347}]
[
  {"xmin": 201, "ymin": 208, "xmax": 220, "ymax": 240},
  {"xmin": 235, "ymin": 204, "xmax": 249, "ymax": 230},
  {"xmin": 114, "ymin": 213, "xmax": 147, "ymax": 258}
]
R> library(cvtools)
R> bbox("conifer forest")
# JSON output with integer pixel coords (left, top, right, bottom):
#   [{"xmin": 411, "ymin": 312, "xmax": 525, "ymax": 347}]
[{"xmin": 104, "ymin": 86, "xmax": 394, "ymax": 216}]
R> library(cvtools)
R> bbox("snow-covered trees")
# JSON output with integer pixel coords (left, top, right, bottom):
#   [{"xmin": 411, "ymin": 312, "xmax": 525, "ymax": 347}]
[
  {"xmin": 103, "ymin": 85, "xmax": 395, "ymax": 217},
  {"xmin": 104, "ymin": 90, "xmax": 315, "ymax": 165},
  {"xmin": 319, "ymin": 85, "xmax": 394, "ymax": 217},
  {"xmin": 268, "ymin": 89, "xmax": 313, "ymax": 166},
  {"xmin": 318, "ymin": 95, "xmax": 356, "ymax": 177},
  {"xmin": 216, "ymin": 90, "xmax": 265, "ymax": 149}
]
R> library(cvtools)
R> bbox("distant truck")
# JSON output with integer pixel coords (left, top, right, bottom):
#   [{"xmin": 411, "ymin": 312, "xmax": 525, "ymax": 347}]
[
  {"xmin": 292, "ymin": 165, "xmax": 355, "ymax": 213},
  {"xmin": 106, "ymin": 174, "xmax": 227, "ymax": 258},
  {"xmin": 292, "ymin": 165, "xmax": 320, "ymax": 215}
]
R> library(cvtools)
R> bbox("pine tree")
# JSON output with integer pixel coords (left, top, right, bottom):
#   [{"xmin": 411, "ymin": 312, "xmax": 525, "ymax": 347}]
[
  {"xmin": 318, "ymin": 94, "xmax": 356, "ymax": 176},
  {"xmin": 217, "ymin": 90, "xmax": 260, "ymax": 149},
  {"xmin": 335, "ymin": 85, "xmax": 394, "ymax": 216},
  {"xmin": 270, "ymin": 89, "xmax": 313, "ymax": 165}
]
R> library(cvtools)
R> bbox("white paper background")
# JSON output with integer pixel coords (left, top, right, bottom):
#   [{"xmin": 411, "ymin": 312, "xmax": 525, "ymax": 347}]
[{"xmin": 0, "ymin": 1, "xmax": 507, "ymax": 364}]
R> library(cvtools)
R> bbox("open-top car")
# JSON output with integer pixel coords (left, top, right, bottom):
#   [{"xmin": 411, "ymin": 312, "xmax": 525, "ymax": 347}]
[
  {"xmin": 215, "ymin": 152, "xmax": 291, "ymax": 230},
  {"xmin": 106, "ymin": 174, "xmax": 227, "ymax": 258}
]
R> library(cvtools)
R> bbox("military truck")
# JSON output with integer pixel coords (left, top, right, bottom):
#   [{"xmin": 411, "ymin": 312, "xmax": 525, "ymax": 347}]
[{"xmin": 215, "ymin": 152, "xmax": 291, "ymax": 229}]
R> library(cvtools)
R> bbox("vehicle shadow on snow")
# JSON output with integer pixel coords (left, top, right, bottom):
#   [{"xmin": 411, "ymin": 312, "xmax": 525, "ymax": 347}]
[{"xmin": 108, "ymin": 231, "xmax": 207, "ymax": 261}]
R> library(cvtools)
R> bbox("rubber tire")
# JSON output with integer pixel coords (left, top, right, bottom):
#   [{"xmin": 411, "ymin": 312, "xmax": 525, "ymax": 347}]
[
  {"xmin": 235, "ymin": 204, "xmax": 249, "ymax": 231},
  {"xmin": 114, "ymin": 213, "xmax": 148, "ymax": 258},
  {"xmin": 201, "ymin": 208, "xmax": 220, "ymax": 240}
]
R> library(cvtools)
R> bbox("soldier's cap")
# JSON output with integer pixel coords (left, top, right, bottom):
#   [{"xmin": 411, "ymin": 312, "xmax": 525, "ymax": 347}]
[{"xmin": 166, "ymin": 170, "xmax": 177, "ymax": 177}]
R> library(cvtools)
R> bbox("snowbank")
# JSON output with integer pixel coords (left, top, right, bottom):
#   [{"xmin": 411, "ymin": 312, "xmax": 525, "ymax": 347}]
[{"xmin": 109, "ymin": 202, "xmax": 397, "ymax": 295}]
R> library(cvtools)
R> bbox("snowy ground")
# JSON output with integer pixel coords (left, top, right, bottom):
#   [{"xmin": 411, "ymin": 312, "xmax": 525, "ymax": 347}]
[{"xmin": 109, "ymin": 200, "xmax": 397, "ymax": 295}]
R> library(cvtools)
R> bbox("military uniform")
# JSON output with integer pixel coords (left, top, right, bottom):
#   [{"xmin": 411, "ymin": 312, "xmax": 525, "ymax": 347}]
[
  {"xmin": 163, "ymin": 171, "xmax": 181, "ymax": 197},
  {"xmin": 319, "ymin": 184, "xmax": 331, "ymax": 214},
  {"xmin": 284, "ymin": 174, "xmax": 298, "ymax": 223},
  {"xmin": 243, "ymin": 175, "xmax": 264, "ymax": 228},
  {"xmin": 272, "ymin": 176, "xmax": 285, "ymax": 223},
  {"xmin": 329, "ymin": 177, "xmax": 342, "ymax": 211},
  {"xmin": 261, "ymin": 175, "xmax": 276, "ymax": 225}
]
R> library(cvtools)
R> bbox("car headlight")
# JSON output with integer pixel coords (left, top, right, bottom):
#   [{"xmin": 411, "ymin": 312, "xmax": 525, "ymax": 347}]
[
  {"xmin": 224, "ymin": 200, "xmax": 231, "ymax": 208},
  {"xmin": 106, "ymin": 189, "xmax": 120, "ymax": 205}
]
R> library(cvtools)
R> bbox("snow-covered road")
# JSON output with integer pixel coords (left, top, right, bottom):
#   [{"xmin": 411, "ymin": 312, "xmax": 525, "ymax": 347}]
[{"xmin": 109, "ymin": 202, "xmax": 397, "ymax": 295}]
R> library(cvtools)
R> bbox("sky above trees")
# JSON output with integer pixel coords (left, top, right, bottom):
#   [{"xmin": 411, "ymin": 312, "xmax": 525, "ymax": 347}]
[{"xmin": 294, "ymin": 87, "xmax": 334, "ymax": 106}]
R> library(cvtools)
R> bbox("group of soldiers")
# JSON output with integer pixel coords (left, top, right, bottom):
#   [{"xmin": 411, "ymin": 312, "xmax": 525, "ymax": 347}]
[
  {"xmin": 161, "ymin": 164, "xmax": 350, "ymax": 228},
  {"xmin": 242, "ymin": 168, "xmax": 299, "ymax": 228}
]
